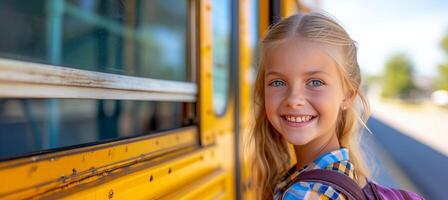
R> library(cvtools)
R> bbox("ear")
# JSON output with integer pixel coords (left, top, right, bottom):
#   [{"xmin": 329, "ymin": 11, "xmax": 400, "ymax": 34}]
[{"xmin": 342, "ymin": 89, "xmax": 357, "ymax": 110}]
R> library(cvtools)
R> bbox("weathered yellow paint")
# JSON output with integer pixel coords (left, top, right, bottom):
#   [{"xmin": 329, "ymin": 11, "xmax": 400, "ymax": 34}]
[
  {"xmin": 48, "ymin": 145, "xmax": 222, "ymax": 199},
  {"xmin": 160, "ymin": 168, "xmax": 229, "ymax": 200},
  {"xmin": 0, "ymin": 127, "xmax": 198, "ymax": 199}
]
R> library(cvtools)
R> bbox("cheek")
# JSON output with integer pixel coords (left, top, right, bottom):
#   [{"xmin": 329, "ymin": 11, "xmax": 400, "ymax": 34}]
[
  {"xmin": 264, "ymin": 89, "xmax": 281, "ymax": 117},
  {"xmin": 310, "ymin": 90, "xmax": 341, "ymax": 118},
  {"xmin": 264, "ymin": 90, "xmax": 274, "ymax": 115}
]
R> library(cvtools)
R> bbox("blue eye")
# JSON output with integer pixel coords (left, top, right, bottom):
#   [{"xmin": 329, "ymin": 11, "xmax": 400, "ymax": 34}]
[
  {"xmin": 269, "ymin": 80, "xmax": 286, "ymax": 87},
  {"xmin": 307, "ymin": 80, "xmax": 324, "ymax": 87}
]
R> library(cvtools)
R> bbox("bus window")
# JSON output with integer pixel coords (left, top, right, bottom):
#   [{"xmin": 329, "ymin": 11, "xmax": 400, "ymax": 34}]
[
  {"xmin": 0, "ymin": 0, "xmax": 197, "ymax": 161},
  {"xmin": 0, "ymin": 0, "xmax": 188, "ymax": 81},
  {"xmin": 211, "ymin": 0, "xmax": 231, "ymax": 115},
  {"xmin": 0, "ymin": 99, "xmax": 195, "ymax": 160}
]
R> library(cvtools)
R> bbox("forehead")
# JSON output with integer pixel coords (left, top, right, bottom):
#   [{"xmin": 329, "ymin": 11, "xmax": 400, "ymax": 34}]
[{"xmin": 265, "ymin": 38, "xmax": 340, "ymax": 76}]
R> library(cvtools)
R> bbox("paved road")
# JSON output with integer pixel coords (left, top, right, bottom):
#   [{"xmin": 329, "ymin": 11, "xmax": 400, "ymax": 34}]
[
  {"xmin": 359, "ymin": 124, "xmax": 418, "ymax": 191},
  {"xmin": 365, "ymin": 116, "xmax": 447, "ymax": 200}
]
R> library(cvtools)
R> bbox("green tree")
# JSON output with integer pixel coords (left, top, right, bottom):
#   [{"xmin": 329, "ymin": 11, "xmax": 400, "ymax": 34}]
[
  {"xmin": 381, "ymin": 53, "xmax": 415, "ymax": 98},
  {"xmin": 436, "ymin": 32, "xmax": 448, "ymax": 90},
  {"xmin": 435, "ymin": 63, "xmax": 448, "ymax": 90}
]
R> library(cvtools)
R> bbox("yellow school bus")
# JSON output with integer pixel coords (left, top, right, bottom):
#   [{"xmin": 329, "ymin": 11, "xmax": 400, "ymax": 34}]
[{"xmin": 0, "ymin": 0, "xmax": 313, "ymax": 199}]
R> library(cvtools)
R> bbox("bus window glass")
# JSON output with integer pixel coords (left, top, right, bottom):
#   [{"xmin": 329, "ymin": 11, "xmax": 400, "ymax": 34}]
[
  {"xmin": 0, "ymin": 99, "xmax": 195, "ymax": 160},
  {"xmin": 211, "ymin": 0, "xmax": 231, "ymax": 115},
  {"xmin": 0, "ymin": 0, "xmax": 188, "ymax": 81}
]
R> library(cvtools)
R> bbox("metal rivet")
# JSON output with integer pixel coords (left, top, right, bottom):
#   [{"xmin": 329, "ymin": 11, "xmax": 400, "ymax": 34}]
[
  {"xmin": 60, "ymin": 175, "xmax": 67, "ymax": 183},
  {"xmin": 108, "ymin": 189, "xmax": 114, "ymax": 199}
]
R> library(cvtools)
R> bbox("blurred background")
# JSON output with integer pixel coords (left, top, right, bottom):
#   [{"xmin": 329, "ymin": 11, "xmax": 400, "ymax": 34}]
[{"xmin": 317, "ymin": 0, "xmax": 448, "ymax": 199}]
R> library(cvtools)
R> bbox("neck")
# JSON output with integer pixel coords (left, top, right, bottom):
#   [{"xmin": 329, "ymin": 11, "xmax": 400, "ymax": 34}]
[{"xmin": 294, "ymin": 131, "xmax": 341, "ymax": 170}]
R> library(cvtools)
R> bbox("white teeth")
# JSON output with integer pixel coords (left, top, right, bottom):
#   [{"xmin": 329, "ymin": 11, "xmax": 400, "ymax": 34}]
[
  {"xmin": 292, "ymin": 117, "xmax": 298, "ymax": 122},
  {"xmin": 285, "ymin": 115, "xmax": 314, "ymax": 123}
]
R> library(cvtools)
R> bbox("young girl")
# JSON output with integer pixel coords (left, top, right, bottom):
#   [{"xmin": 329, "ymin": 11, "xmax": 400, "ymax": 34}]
[{"xmin": 251, "ymin": 11, "xmax": 371, "ymax": 199}]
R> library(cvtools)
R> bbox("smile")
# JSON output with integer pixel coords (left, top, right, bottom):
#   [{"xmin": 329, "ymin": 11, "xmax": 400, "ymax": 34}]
[{"xmin": 282, "ymin": 115, "xmax": 317, "ymax": 127}]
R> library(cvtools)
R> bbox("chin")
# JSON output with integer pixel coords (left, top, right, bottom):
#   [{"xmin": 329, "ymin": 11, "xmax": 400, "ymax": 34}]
[{"xmin": 283, "ymin": 135, "xmax": 313, "ymax": 146}]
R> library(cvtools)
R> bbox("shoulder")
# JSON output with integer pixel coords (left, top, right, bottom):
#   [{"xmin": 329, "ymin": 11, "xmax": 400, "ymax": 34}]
[{"xmin": 282, "ymin": 181, "xmax": 347, "ymax": 200}]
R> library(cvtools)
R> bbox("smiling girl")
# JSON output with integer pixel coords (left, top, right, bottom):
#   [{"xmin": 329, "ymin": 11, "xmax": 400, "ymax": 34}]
[{"xmin": 251, "ymin": 12, "xmax": 371, "ymax": 199}]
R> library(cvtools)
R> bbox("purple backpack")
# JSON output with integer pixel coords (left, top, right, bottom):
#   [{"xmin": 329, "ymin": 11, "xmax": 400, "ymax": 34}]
[{"xmin": 294, "ymin": 169, "xmax": 425, "ymax": 200}]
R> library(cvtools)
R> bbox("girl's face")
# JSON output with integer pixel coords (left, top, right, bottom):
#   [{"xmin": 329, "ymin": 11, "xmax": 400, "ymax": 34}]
[{"xmin": 264, "ymin": 38, "xmax": 346, "ymax": 146}]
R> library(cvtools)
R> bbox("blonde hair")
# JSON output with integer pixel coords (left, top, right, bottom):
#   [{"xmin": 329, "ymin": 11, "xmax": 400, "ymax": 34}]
[{"xmin": 250, "ymin": 11, "xmax": 371, "ymax": 199}]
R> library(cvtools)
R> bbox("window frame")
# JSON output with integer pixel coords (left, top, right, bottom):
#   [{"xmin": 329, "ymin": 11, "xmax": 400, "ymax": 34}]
[{"xmin": 0, "ymin": 58, "xmax": 197, "ymax": 101}]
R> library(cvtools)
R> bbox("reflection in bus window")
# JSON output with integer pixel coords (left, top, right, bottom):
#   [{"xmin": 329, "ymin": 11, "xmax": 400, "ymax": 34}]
[
  {"xmin": 0, "ymin": 0, "xmax": 188, "ymax": 81},
  {"xmin": 211, "ymin": 0, "xmax": 231, "ymax": 115},
  {"xmin": 0, "ymin": 99, "xmax": 195, "ymax": 160}
]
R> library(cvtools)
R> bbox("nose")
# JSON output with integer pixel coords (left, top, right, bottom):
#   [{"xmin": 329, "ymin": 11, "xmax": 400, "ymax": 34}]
[{"xmin": 284, "ymin": 86, "xmax": 306, "ymax": 108}]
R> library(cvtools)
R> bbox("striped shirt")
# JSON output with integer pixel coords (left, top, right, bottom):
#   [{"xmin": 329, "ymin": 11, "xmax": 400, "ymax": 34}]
[{"xmin": 274, "ymin": 148, "xmax": 357, "ymax": 200}]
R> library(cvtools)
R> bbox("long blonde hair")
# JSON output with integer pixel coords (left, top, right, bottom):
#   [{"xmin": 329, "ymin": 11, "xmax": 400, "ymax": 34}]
[{"xmin": 250, "ymin": 12, "xmax": 371, "ymax": 199}]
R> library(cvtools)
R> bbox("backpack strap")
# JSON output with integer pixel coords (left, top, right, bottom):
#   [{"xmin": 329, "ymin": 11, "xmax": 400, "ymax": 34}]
[
  {"xmin": 399, "ymin": 189, "xmax": 412, "ymax": 200},
  {"xmin": 293, "ymin": 169, "xmax": 368, "ymax": 200}
]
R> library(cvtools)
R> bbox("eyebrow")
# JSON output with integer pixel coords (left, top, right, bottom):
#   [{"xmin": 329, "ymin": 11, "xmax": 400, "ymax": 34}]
[
  {"xmin": 265, "ymin": 69, "xmax": 331, "ymax": 77},
  {"xmin": 265, "ymin": 71, "xmax": 284, "ymax": 77}
]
